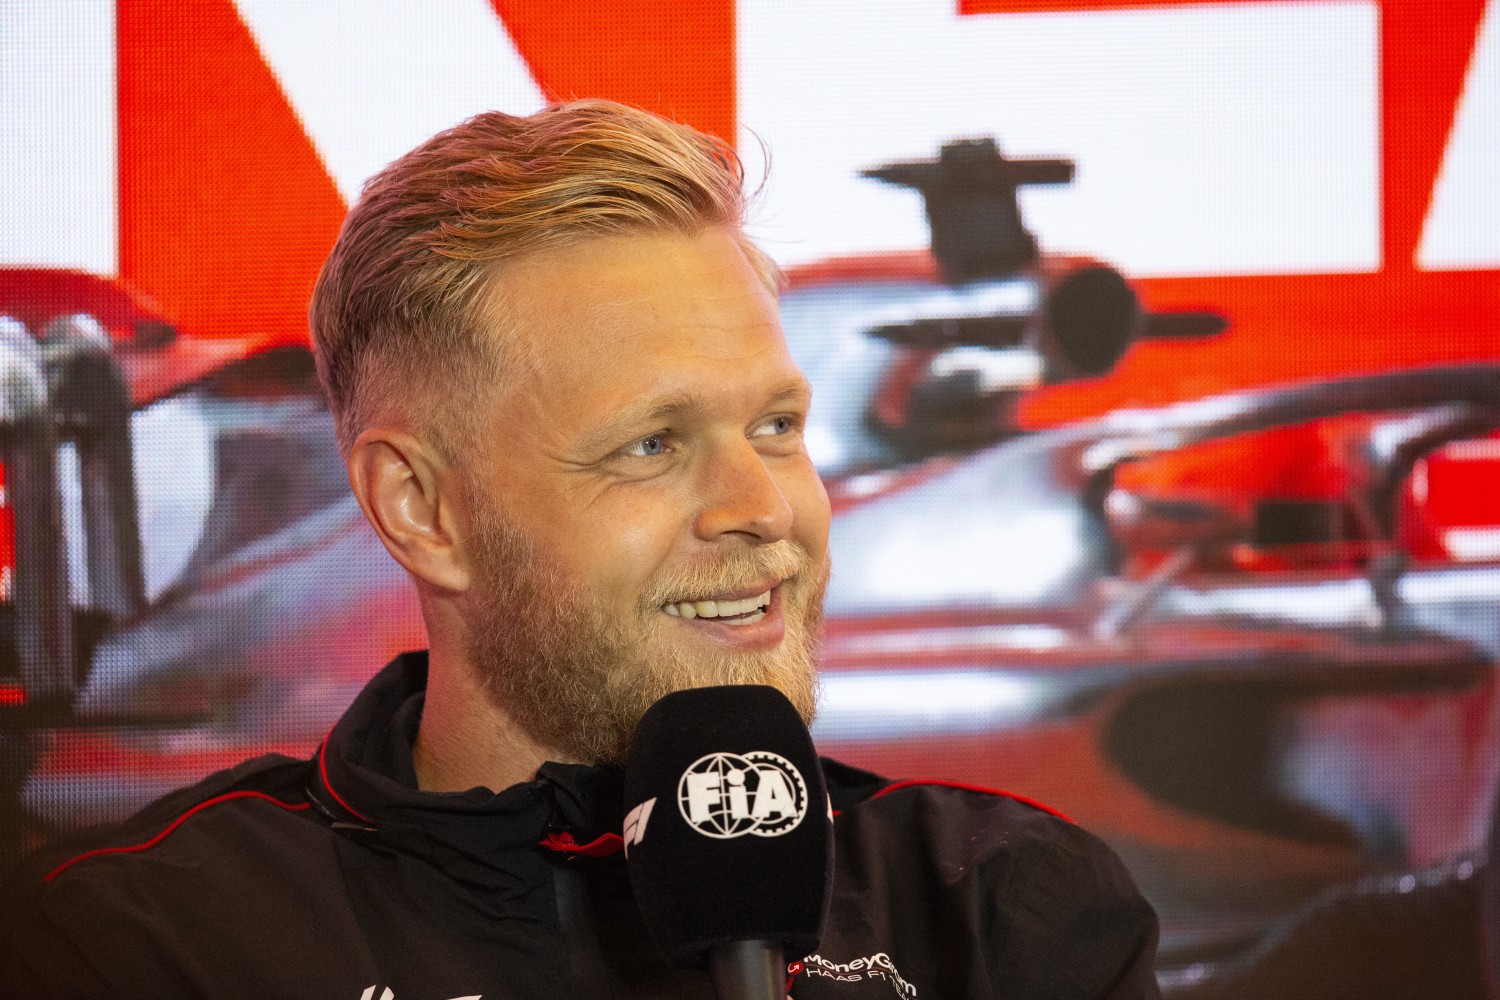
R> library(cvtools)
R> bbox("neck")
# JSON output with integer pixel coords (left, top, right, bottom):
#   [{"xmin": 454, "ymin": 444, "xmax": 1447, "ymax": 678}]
[{"xmin": 411, "ymin": 640, "xmax": 567, "ymax": 794}]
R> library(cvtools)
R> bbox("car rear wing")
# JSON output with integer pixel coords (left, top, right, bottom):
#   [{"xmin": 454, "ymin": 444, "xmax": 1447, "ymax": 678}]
[{"xmin": 0, "ymin": 315, "xmax": 144, "ymax": 714}]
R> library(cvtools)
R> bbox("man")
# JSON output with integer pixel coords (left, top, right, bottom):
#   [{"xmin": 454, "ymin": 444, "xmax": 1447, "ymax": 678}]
[{"xmin": 0, "ymin": 101, "xmax": 1159, "ymax": 998}]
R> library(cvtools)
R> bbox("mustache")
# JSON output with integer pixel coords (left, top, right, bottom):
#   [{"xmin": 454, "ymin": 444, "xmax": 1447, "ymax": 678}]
[{"xmin": 640, "ymin": 540, "xmax": 814, "ymax": 609}]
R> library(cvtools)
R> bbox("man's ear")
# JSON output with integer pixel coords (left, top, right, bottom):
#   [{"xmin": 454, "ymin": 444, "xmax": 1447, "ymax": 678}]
[{"xmin": 347, "ymin": 427, "xmax": 473, "ymax": 593}]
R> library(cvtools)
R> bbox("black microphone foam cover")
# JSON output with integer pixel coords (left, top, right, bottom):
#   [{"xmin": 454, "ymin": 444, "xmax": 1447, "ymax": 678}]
[{"xmin": 623, "ymin": 685, "xmax": 833, "ymax": 968}]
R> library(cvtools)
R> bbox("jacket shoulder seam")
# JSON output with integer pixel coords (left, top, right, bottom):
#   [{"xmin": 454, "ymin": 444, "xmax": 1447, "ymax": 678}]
[
  {"xmin": 44, "ymin": 789, "xmax": 310, "ymax": 883},
  {"xmin": 867, "ymin": 778, "xmax": 1073, "ymax": 823}
]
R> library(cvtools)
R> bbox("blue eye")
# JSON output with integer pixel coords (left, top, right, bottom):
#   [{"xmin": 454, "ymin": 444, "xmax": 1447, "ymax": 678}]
[
  {"xmin": 755, "ymin": 415, "xmax": 794, "ymax": 436},
  {"xmin": 631, "ymin": 434, "xmax": 667, "ymax": 457}
]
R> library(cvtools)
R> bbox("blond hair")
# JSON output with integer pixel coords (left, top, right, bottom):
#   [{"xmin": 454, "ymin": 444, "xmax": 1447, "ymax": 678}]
[{"xmin": 309, "ymin": 100, "xmax": 779, "ymax": 457}]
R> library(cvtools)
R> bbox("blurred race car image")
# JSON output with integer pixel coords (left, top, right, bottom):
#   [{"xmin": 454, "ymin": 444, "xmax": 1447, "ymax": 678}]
[
  {"xmin": 779, "ymin": 138, "xmax": 1226, "ymax": 507},
  {"xmin": 0, "ymin": 269, "xmax": 418, "ymax": 858},
  {"xmin": 808, "ymin": 363, "xmax": 1500, "ymax": 998}
]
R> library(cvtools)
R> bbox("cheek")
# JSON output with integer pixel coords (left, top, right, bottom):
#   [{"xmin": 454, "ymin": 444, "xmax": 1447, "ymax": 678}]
[
  {"xmin": 577, "ymin": 503, "xmax": 683, "ymax": 600},
  {"xmin": 787, "ymin": 461, "xmax": 832, "ymax": 552}
]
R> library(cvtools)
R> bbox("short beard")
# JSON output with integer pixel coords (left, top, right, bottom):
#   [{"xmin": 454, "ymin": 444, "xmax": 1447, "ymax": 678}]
[{"xmin": 460, "ymin": 506, "xmax": 828, "ymax": 765}]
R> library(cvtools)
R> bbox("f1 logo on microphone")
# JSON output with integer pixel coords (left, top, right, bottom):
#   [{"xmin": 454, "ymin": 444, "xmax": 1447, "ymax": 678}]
[
  {"xmin": 623, "ymin": 797, "xmax": 655, "ymax": 857},
  {"xmin": 677, "ymin": 751, "xmax": 808, "ymax": 839}
]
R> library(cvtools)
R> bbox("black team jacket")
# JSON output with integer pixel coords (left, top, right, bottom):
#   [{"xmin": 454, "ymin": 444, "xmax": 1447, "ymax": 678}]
[{"xmin": 0, "ymin": 652, "xmax": 1160, "ymax": 999}]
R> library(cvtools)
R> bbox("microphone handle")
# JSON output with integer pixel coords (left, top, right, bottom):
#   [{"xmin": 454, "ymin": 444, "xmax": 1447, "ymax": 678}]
[{"xmin": 709, "ymin": 940, "xmax": 786, "ymax": 1000}]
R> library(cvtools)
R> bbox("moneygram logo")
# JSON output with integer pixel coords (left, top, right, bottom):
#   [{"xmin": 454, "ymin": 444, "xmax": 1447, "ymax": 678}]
[{"xmin": 677, "ymin": 751, "xmax": 808, "ymax": 839}]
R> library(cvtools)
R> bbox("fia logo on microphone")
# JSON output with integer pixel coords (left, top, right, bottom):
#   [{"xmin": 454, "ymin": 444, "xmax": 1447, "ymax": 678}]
[{"xmin": 677, "ymin": 751, "xmax": 808, "ymax": 839}]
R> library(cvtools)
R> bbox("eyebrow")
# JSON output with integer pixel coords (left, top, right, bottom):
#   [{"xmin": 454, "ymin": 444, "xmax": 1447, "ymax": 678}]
[{"xmin": 581, "ymin": 376, "xmax": 813, "ymax": 454}]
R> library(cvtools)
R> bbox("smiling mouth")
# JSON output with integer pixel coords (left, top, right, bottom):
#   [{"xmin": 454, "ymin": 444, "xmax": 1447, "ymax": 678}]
[{"xmin": 661, "ymin": 589, "xmax": 773, "ymax": 626}]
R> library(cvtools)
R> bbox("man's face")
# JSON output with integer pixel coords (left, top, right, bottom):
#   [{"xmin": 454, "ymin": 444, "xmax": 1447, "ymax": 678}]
[{"xmin": 458, "ymin": 226, "xmax": 831, "ymax": 765}]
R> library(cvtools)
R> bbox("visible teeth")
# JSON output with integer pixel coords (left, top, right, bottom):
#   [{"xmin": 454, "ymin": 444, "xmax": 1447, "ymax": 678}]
[{"xmin": 663, "ymin": 591, "xmax": 772, "ymax": 620}]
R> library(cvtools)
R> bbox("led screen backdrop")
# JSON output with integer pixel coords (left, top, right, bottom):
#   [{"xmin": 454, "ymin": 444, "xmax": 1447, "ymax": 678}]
[{"xmin": 2, "ymin": 1, "xmax": 1498, "ymax": 995}]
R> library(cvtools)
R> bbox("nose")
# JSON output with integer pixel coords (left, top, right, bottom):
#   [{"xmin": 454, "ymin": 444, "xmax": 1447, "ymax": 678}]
[{"xmin": 692, "ymin": 436, "xmax": 795, "ymax": 544}]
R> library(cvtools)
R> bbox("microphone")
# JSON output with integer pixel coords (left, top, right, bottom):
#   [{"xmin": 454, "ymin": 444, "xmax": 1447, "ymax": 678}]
[{"xmin": 623, "ymin": 685, "xmax": 833, "ymax": 1000}]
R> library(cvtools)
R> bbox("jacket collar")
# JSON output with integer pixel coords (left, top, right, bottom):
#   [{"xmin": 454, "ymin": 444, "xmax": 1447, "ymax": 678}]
[
  {"xmin": 311, "ymin": 652, "xmax": 627, "ymax": 870},
  {"xmin": 310, "ymin": 651, "xmax": 889, "ymax": 870}
]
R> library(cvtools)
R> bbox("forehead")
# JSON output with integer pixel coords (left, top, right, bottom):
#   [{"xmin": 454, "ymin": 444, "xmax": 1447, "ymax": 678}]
[{"xmin": 485, "ymin": 228, "xmax": 801, "ymax": 427}]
